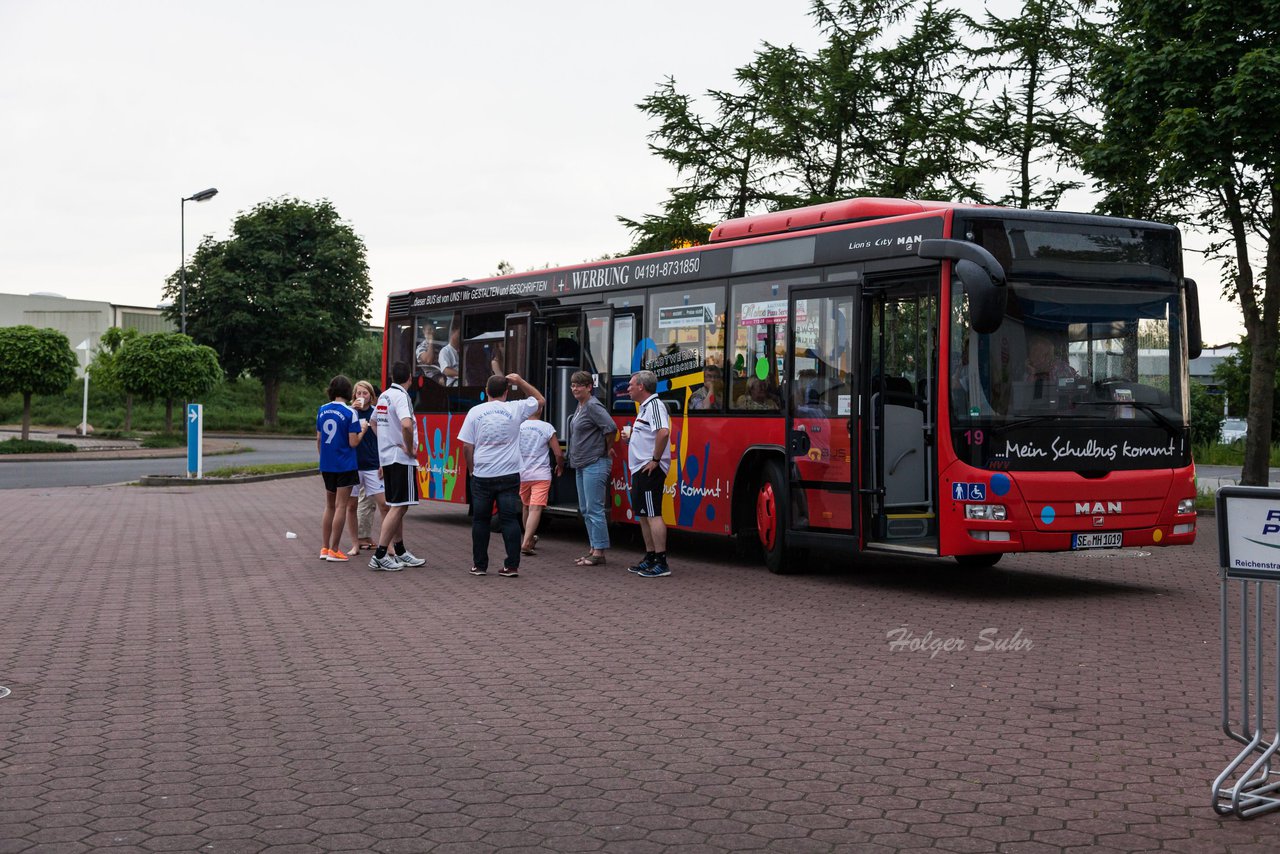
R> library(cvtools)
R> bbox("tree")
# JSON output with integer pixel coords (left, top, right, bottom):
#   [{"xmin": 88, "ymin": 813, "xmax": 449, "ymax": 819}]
[
  {"xmin": 964, "ymin": 0, "xmax": 1098, "ymax": 209},
  {"xmin": 622, "ymin": 0, "xmax": 990, "ymax": 242},
  {"xmin": 116, "ymin": 333, "xmax": 222, "ymax": 433},
  {"xmin": 1188, "ymin": 380, "xmax": 1224, "ymax": 446},
  {"xmin": 343, "ymin": 331, "xmax": 385, "ymax": 389},
  {"xmin": 87, "ymin": 326, "xmax": 141, "ymax": 430},
  {"xmin": 1086, "ymin": 0, "xmax": 1280, "ymax": 485},
  {"xmin": 163, "ymin": 197, "xmax": 371, "ymax": 426},
  {"xmin": 861, "ymin": 0, "xmax": 985, "ymax": 200},
  {"xmin": 0, "ymin": 325, "xmax": 78, "ymax": 440},
  {"xmin": 1214, "ymin": 340, "xmax": 1280, "ymax": 442}
]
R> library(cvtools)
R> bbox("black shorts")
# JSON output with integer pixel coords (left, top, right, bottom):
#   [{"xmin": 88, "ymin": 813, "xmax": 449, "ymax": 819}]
[
  {"xmin": 383, "ymin": 462, "xmax": 420, "ymax": 506},
  {"xmin": 630, "ymin": 467, "xmax": 667, "ymax": 518},
  {"xmin": 321, "ymin": 469, "xmax": 359, "ymax": 492}
]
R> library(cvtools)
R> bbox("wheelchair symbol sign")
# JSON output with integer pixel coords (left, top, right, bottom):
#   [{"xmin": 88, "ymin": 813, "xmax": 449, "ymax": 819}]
[{"xmin": 952, "ymin": 482, "xmax": 987, "ymax": 501}]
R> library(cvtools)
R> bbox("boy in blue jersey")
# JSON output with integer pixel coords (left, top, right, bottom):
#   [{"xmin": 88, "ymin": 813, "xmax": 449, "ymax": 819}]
[{"xmin": 316, "ymin": 374, "xmax": 365, "ymax": 562}]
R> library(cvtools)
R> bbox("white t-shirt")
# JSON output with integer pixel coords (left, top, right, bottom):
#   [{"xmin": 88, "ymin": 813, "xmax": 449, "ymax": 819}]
[
  {"xmin": 375, "ymin": 383, "xmax": 417, "ymax": 466},
  {"xmin": 518, "ymin": 420, "xmax": 557, "ymax": 482},
  {"xmin": 458, "ymin": 397, "xmax": 539, "ymax": 478},
  {"xmin": 438, "ymin": 343, "xmax": 459, "ymax": 386},
  {"xmin": 628, "ymin": 393, "xmax": 671, "ymax": 474}
]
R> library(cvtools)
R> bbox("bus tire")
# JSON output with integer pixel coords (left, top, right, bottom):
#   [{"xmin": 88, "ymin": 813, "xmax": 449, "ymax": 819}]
[
  {"xmin": 756, "ymin": 460, "xmax": 793, "ymax": 574},
  {"xmin": 955, "ymin": 553, "xmax": 1002, "ymax": 569}
]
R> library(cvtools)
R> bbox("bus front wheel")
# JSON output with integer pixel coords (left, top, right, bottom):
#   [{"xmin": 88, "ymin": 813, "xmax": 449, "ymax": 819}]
[
  {"xmin": 955, "ymin": 553, "xmax": 1002, "ymax": 569},
  {"xmin": 756, "ymin": 461, "xmax": 793, "ymax": 574}
]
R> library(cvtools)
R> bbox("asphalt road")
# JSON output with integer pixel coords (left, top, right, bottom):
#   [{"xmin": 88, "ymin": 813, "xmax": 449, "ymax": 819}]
[{"xmin": 0, "ymin": 436, "xmax": 316, "ymax": 489}]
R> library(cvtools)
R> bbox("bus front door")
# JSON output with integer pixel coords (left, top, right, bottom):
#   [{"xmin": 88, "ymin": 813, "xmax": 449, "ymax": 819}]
[
  {"xmin": 862, "ymin": 277, "xmax": 938, "ymax": 552},
  {"xmin": 784, "ymin": 289, "xmax": 858, "ymax": 560}
]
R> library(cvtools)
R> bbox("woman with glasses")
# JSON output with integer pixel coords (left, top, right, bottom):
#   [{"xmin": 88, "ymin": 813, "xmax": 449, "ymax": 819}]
[{"xmin": 567, "ymin": 370, "xmax": 615, "ymax": 565}]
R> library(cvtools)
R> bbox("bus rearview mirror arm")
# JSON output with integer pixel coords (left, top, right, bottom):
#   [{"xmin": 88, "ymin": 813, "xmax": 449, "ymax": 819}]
[{"xmin": 917, "ymin": 239, "xmax": 1008, "ymax": 335}]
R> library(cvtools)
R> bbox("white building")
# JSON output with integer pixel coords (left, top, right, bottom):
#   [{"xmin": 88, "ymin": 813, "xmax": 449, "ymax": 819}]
[{"xmin": 0, "ymin": 291, "xmax": 173, "ymax": 371}]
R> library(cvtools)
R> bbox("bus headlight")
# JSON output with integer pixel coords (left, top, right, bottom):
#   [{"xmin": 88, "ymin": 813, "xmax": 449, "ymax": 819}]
[
  {"xmin": 965, "ymin": 504, "xmax": 1007, "ymax": 521},
  {"xmin": 1177, "ymin": 498, "xmax": 1195, "ymax": 514}
]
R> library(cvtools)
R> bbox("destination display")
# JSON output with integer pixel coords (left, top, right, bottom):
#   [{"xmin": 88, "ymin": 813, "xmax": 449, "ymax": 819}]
[{"xmin": 952, "ymin": 424, "xmax": 1190, "ymax": 472}]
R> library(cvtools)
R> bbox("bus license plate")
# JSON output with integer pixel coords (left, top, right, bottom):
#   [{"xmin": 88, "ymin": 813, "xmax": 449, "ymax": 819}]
[{"xmin": 1072, "ymin": 532, "xmax": 1122, "ymax": 550}]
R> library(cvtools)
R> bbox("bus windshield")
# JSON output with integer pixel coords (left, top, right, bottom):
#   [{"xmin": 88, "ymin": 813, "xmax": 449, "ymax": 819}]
[{"xmin": 949, "ymin": 279, "xmax": 1190, "ymax": 470}]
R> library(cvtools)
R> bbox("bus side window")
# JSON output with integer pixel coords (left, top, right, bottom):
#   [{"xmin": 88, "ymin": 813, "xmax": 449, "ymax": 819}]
[{"xmin": 645, "ymin": 284, "xmax": 725, "ymax": 413}]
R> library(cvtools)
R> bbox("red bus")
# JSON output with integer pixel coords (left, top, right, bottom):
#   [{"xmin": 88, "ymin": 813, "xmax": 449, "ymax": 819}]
[{"xmin": 383, "ymin": 197, "xmax": 1201, "ymax": 571}]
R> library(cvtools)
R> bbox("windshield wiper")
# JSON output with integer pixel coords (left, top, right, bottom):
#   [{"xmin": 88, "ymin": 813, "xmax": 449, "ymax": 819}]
[{"xmin": 996, "ymin": 413, "xmax": 1106, "ymax": 431}]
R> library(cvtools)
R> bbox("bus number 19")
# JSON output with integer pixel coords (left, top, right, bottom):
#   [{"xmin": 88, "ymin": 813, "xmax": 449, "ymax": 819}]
[{"xmin": 964, "ymin": 429, "xmax": 984, "ymax": 446}]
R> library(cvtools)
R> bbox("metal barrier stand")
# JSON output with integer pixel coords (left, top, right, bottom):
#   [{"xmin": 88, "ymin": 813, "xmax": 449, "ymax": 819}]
[{"xmin": 1213, "ymin": 486, "xmax": 1280, "ymax": 819}]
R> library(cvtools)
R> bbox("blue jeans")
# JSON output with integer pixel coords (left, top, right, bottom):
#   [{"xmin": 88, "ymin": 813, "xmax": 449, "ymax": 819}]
[
  {"xmin": 575, "ymin": 456, "xmax": 611, "ymax": 550},
  {"xmin": 470, "ymin": 473, "xmax": 522, "ymax": 570}
]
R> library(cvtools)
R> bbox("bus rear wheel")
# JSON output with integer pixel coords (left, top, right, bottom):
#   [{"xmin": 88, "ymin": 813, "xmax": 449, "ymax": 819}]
[
  {"xmin": 955, "ymin": 553, "xmax": 1002, "ymax": 569},
  {"xmin": 756, "ymin": 460, "xmax": 793, "ymax": 574}
]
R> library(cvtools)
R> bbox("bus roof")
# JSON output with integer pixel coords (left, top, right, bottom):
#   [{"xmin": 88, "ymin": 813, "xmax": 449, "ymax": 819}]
[{"xmin": 708, "ymin": 198, "xmax": 979, "ymax": 243}]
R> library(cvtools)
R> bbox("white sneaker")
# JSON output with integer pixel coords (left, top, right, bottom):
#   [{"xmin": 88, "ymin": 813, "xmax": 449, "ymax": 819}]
[
  {"xmin": 397, "ymin": 550, "xmax": 426, "ymax": 567},
  {"xmin": 368, "ymin": 554, "xmax": 403, "ymax": 572}
]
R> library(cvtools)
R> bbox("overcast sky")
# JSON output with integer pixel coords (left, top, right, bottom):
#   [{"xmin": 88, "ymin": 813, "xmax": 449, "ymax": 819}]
[{"xmin": 0, "ymin": 0, "xmax": 1244, "ymax": 345}]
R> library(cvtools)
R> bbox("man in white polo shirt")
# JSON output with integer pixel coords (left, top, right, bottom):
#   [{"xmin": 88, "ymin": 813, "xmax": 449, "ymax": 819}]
[
  {"xmin": 369, "ymin": 360, "xmax": 428, "ymax": 572},
  {"xmin": 623, "ymin": 369, "xmax": 672, "ymax": 578},
  {"xmin": 458, "ymin": 373, "xmax": 544, "ymax": 577}
]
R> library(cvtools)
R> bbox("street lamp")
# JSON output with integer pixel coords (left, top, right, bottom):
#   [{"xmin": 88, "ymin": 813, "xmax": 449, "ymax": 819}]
[{"xmin": 180, "ymin": 187, "xmax": 218, "ymax": 335}]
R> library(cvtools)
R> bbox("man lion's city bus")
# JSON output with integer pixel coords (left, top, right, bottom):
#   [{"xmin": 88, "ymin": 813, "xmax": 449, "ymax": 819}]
[{"xmin": 382, "ymin": 198, "xmax": 1201, "ymax": 572}]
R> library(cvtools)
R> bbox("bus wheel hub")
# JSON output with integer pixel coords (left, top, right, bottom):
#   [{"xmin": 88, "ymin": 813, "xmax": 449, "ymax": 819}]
[{"xmin": 757, "ymin": 482, "xmax": 777, "ymax": 551}]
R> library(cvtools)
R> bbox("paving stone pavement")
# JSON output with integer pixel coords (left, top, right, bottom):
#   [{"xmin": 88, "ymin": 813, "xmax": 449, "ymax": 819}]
[{"xmin": 0, "ymin": 480, "xmax": 1275, "ymax": 853}]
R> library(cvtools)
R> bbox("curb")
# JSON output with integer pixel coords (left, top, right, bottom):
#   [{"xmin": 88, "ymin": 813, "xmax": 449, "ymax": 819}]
[{"xmin": 137, "ymin": 469, "xmax": 318, "ymax": 487}]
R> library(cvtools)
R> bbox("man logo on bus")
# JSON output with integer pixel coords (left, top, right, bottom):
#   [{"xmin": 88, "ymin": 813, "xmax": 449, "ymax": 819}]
[{"xmin": 1076, "ymin": 501, "xmax": 1122, "ymax": 515}]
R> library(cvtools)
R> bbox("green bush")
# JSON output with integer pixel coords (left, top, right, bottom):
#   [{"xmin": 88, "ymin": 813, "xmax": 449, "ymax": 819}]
[
  {"xmin": 0, "ymin": 375, "xmax": 329, "ymax": 435},
  {"xmin": 141, "ymin": 433, "xmax": 187, "ymax": 448},
  {"xmin": 0, "ymin": 438, "xmax": 76, "ymax": 454}
]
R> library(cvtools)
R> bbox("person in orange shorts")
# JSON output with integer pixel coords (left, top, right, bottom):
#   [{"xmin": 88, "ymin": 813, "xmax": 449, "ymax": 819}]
[{"xmin": 517, "ymin": 410, "xmax": 564, "ymax": 556}]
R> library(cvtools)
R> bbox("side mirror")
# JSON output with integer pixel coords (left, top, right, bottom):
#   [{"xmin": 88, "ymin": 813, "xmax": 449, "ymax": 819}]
[
  {"xmin": 1184, "ymin": 277, "xmax": 1203, "ymax": 360},
  {"xmin": 918, "ymin": 239, "xmax": 1007, "ymax": 335}
]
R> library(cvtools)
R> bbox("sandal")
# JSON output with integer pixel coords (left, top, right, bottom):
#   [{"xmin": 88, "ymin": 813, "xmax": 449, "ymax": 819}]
[
  {"xmin": 521, "ymin": 547, "xmax": 537, "ymax": 556},
  {"xmin": 575, "ymin": 554, "xmax": 606, "ymax": 566}
]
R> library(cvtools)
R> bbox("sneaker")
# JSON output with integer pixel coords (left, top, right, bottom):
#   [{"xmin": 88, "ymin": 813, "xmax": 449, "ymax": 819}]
[
  {"xmin": 397, "ymin": 550, "xmax": 426, "ymax": 567},
  {"xmin": 327, "ymin": 549, "xmax": 350, "ymax": 562},
  {"xmin": 368, "ymin": 554, "xmax": 403, "ymax": 572},
  {"xmin": 469, "ymin": 567, "xmax": 487, "ymax": 576},
  {"xmin": 638, "ymin": 563, "xmax": 671, "ymax": 578},
  {"xmin": 320, "ymin": 549, "xmax": 331, "ymax": 560},
  {"xmin": 498, "ymin": 568, "xmax": 519, "ymax": 578},
  {"xmin": 627, "ymin": 557, "xmax": 655, "ymax": 574}
]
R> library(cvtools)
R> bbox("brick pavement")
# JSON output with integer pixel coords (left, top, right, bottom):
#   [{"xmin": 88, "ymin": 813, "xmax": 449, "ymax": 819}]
[{"xmin": 0, "ymin": 480, "xmax": 1274, "ymax": 853}]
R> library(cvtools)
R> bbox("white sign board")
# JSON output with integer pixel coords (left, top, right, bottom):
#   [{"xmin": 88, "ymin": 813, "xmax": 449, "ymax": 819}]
[{"xmin": 1217, "ymin": 486, "xmax": 1280, "ymax": 580}]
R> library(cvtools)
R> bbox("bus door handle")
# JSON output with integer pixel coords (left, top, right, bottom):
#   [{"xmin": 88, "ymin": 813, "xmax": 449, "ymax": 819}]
[{"xmin": 788, "ymin": 430, "xmax": 812, "ymax": 456}]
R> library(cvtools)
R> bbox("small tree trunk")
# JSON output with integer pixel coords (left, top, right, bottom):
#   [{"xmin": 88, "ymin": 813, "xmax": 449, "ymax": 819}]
[
  {"xmin": 164, "ymin": 399, "xmax": 174, "ymax": 434},
  {"xmin": 21, "ymin": 391, "xmax": 31, "ymax": 441},
  {"xmin": 1241, "ymin": 318, "xmax": 1279, "ymax": 486},
  {"xmin": 263, "ymin": 376, "xmax": 281, "ymax": 427},
  {"xmin": 124, "ymin": 394, "xmax": 133, "ymax": 432}
]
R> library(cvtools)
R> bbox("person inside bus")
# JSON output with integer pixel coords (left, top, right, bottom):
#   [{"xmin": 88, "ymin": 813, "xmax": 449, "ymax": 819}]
[
  {"xmin": 735, "ymin": 376, "xmax": 780, "ymax": 411},
  {"xmin": 437, "ymin": 326, "xmax": 460, "ymax": 386},
  {"xmin": 415, "ymin": 338, "xmax": 445, "ymax": 385},
  {"xmin": 1024, "ymin": 333, "xmax": 1076, "ymax": 399},
  {"xmin": 689, "ymin": 364, "xmax": 723, "ymax": 410}
]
